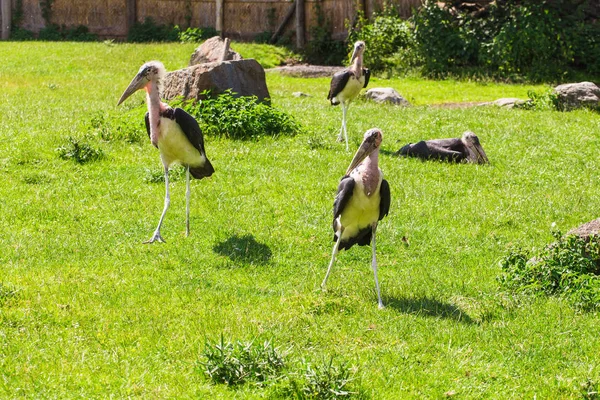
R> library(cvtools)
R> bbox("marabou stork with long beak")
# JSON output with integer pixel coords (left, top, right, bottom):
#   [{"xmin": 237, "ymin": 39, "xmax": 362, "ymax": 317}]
[
  {"xmin": 327, "ymin": 41, "xmax": 371, "ymax": 151},
  {"xmin": 322, "ymin": 128, "xmax": 391, "ymax": 308},
  {"xmin": 117, "ymin": 61, "xmax": 214, "ymax": 243}
]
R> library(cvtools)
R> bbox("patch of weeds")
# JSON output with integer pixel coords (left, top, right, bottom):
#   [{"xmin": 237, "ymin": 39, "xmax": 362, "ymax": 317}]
[
  {"xmin": 56, "ymin": 136, "xmax": 104, "ymax": 164},
  {"xmin": 306, "ymin": 132, "xmax": 331, "ymax": 150},
  {"xmin": 498, "ymin": 229, "xmax": 600, "ymax": 310},
  {"xmin": 581, "ymin": 378, "xmax": 599, "ymax": 400},
  {"xmin": 143, "ymin": 166, "xmax": 185, "ymax": 183},
  {"xmin": 173, "ymin": 90, "xmax": 303, "ymax": 140},
  {"xmin": 285, "ymin": 357, "xmax": 360, "ymax": 399},
  {"xmin": 88, "ymin": 111, "xmax": 144, "ymax": 144},
  {"xmin": 0, "ymin": 283, "xmax": 20, "ymax": 307},
  {"xmin": 22, "ymin": 172, "xmax": 53, "ymax": 185},
  {"xmin": 200, "ymin": 336, "xmax": 287, "ymax": 387},
  {"xmin": 515, "ymin": 88, "xmax": 559, "ymax": 111}
]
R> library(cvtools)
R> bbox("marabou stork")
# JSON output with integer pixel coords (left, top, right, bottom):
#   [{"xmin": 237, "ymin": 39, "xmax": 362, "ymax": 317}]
[
  {"xmin": 397, "ymin": 131, "xmax": 489, "ymax": 164},
  {"xmin": 117, "ymin": 61, "xmax": 214, "ymax": 243},
  {"xmin": 321, "ymin": 128, "xmax": 391, "ymax": 308},
  {"xmin": 327, "ymin": 41, "xmax": 371, "ymax": 151}
]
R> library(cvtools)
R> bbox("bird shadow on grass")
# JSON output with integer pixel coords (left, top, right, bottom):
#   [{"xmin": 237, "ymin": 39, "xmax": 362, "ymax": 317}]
[
  {"xmin": 385, "ymin": 295, "xmax": 475, "ymax": 324},
  {"xmin": 213, "ymin": 234, "xmax": 272, "ymax": 265}
]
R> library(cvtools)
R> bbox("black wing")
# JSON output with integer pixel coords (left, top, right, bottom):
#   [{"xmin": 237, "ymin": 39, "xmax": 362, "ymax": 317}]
[
  {"xmin": 144, "ymin": 112, "xmax": 156, "ymax": 148},
  {"xmin": 363, "ymin": 68, "xmax": 371, "ymax": 88},
  {"xmin": 171, "ymin": 108, "xmax": 214, "ymax": 179},
  {"xmin": 327, "ymin": 69, "xmax": 351, "ymax": 103},
  {"xmin": 171, "ymin": 108, "xmax": 207, "ymax": 155},
  {"xmin": 379, "ymin": 179, "xmax": 391, "ymax": 221},
  {"xmin": 332, "ymin": 176, "xmax": 355, "ymax": 231}
]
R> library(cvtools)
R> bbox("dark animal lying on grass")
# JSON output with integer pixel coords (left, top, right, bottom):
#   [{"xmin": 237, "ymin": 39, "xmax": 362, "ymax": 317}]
[{"xmin": 395, "ymin": 131, "xmax": 489, "ymax": 164}]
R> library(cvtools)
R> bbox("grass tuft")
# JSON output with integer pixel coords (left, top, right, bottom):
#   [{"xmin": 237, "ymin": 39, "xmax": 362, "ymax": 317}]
[{"xmin": 56, "ymin": 136, "xmax": 104, "ymax": 164}]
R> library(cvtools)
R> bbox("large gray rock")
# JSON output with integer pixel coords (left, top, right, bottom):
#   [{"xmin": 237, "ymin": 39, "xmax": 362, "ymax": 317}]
[
  {"xmin": 162, "ymin": 59, "xmax": 270, "ymax": 103},
  {"xmin": 554, "ymin": 82, "xmax": 600, "ymax": 111},
  {"xmin": 189, "ymin": 36, "xmax": 243, "ymax": 66},
  {"xmin": 365, "ymin": 87, "xmax": 410, "ymax": 106},
  {"xmin": 568, "ymin": 218, "xmax": 600, "ymax": 240}
]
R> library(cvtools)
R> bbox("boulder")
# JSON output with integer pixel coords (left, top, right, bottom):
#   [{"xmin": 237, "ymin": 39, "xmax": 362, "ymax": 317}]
[
  {"xmin": 568, "ymin": 218, "xmax": 600, "ymax": 240},
  {"xmin": 162, "ymin": 59, "xmax": 270, "ymax": 103},
  {"xmin": 553, "ymin": 82, "xmax": 600, "ymax": 111},
  {"xmin": 189, "ymin": 36, "xmax": 243, "ymax": 66},
  {"xmin": 365, "ymin": 88, "xmax": 410, "ymax": 106}
]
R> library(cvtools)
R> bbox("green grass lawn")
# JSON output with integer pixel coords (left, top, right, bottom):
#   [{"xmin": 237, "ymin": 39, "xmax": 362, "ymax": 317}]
[{"xmin": 1, "ymin": 41, "xmax": 600, "ymax": 398}]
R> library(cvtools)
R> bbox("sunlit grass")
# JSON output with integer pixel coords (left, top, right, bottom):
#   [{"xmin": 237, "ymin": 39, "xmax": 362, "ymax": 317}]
[{"xmin": 0, "ymin": 41, "xmax": 599, "ymax": 398}]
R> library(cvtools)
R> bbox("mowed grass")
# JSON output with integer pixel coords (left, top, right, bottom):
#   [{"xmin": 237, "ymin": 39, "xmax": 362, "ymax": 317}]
[{"xmin": 1, "ymin": 41, "xmax": 600, "ymax": 398}]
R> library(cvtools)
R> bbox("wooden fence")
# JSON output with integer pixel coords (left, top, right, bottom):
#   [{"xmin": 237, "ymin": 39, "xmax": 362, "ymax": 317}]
[{"xmin": 5, "ymin": 0, "xmax": 420, "ymax": 41}]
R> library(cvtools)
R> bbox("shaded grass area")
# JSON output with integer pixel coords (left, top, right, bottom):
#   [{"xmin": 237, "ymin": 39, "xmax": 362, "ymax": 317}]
[{"xmin": 0, "ymin": 42, "xmax": 600, "ymax": 398}]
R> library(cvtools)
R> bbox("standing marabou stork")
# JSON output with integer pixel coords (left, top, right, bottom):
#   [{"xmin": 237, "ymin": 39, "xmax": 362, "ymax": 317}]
[
  {"xmin": 321, "ymin": 128, "xmax": 391, "ymax": 308},
  {"xmin": 117, "ymin": 61, "xmax": 214, "ymax": 243},
  {"xmin": 327, "ymin": 41, "xmax": 371, "ymax": 151}
]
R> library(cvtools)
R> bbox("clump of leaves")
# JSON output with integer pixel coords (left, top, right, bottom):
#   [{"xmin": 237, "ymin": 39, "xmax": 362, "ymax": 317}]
[
  {"xmin": 286, "ymin": 357, "xmax": 359, "ymax": 399},
  {"xmin": 515, "ymin": 88, "xmax": 559, "ymax": 111},
  {"xmin": 179, "ymin": 27, "xmax": 218, "ymax": 43},
  {"xmin": 56, "ymin": 136, "xmax": 104, "ymax": 164},
  {"xmin": 0, "ymin": 283, "xmax": 19, "ymax": 307},
  {"xmin": 200, "ymin": 336, "xmax": 286, "ymax": 386},
  {"xmin": 498, "ymin": 229, "xmax": 600, "ymax": 310},
  {"xmin": 38, "ymin": 24, "xmax": 97, "ymax": 41},
  {"xmin": 175, "ymin": 90, "xmax": 303, "ymax": 140}
]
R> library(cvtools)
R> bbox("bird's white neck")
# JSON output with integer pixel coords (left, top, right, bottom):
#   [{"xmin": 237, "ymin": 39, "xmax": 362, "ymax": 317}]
[
  {"xmin": 350, "ymin": 54, "xmax": 363, "ymax": 77},
  {"xmin": 145, "ymin": 82, "xmax": 166, "ymax": 147}
]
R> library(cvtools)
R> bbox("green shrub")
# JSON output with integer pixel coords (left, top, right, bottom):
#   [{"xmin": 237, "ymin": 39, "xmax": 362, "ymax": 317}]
[
  {"xmin": 178, "ymin": 27, "xmax": 219, "ymax": 43},
  {"xmin": 349, "ymin": 9, "xmax": 419, "ymax": 74},
  {"xmin": 200, "ymin": 336, "xmax": 286, "ymax": 386},
  {"xmin": 498, "ymin": 229, "xmax": 600, "ymax": 310},
  {"xmin": 514, "ymin": 88, "xmax": 559, "ymax": 111},
  {"xmin": 175, "ymin": 90, "xmax": 303, "ymax": 140},
  {"xmin": 56, "ymin": 137, "xmax": 104, "ymax": 164},
  {"xmin": 38, "ymin": 24, "xmax": 97, "ymax": 41},
  {"xmin": 127, "ymin": 17, "xmax": 180, "ymax": 42}
]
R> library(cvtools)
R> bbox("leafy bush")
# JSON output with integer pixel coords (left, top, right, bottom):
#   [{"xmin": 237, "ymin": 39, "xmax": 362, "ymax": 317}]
[
  {"xmin": 175, "ymin": 90, "xmax": 303, "ymax": 140},
  {"xmin": 56, "ymin": 137, "xmax": 104, "ymax": 164},
  {"xmin": 127, "ymin": 17, "xmax": 180, "ymax": 42},
  {"xmin": 38, "ymin": 24, "xmax": 97, "ymax": 41},
  {"xmin": 514, "ymin": 88, "xmax": 559, "ymax": 111},
  {"xmin": 349, "ymin": 9, "xmax": 419, "ymax": 74},
  {"xmin": 200, "ymin": 336, "xmax": 286, "ymax": 386},
  {"xmin": 178, "ymin": 27, "xmax": 219, "ymax": 43},
  {"xmin": 498, "ymin": 230, "xmax": 600, "ymax": 310}
]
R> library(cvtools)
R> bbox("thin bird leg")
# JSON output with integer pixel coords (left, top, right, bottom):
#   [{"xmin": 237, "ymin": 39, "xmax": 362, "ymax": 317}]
[
  {"xmin": 145, "ymin": 166, "xmax": 170, "ymax": 244},
  {"xmin": 185, "ymin": 165, "xmax": 191, "ymax": 237},
  {"xmin": 342, "ymin": 103, "xmax": 349, "ymax": 151},
  {"xmin": 322, "ymin": 228, "xmax": 344, "ymax": 289},
  {"xmin": 371, "ymin": 223, "xmax": 384, "ymax": 309}
]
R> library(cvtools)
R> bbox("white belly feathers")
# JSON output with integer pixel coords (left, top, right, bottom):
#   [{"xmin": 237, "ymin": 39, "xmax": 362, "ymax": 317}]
[
  {"xmin": 157, "ymin": 117, "xmax": 206, "ymax": 168},
  {"xmin": 335, "ymin": 75, "xmax": 365, "ymax": 103}
]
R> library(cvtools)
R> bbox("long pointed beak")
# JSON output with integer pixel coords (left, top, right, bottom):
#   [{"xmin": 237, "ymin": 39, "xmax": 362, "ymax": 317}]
[
  {"xmin": 117, "ymin": 72, "xmax": 147, "ymax": 106},
  {"xmin": 346, "ymin": 139, "xmax": 376, "ymax": 175},
  {"xmin": 350, "ymin": 46, "xmax": 359, "ymax": 63},
  {"xmin": 473, "ymin": 143, "xmax": 489, "ymax": 164}
]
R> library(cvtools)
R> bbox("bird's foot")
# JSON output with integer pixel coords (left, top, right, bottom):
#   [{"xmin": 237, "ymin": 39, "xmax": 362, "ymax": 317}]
[
  {"xmin": 336, "ymin": 135, "xmax": 344, "ymax": 143},
  {"xmin": 378, "ymin": 302, "xmax": 385, "ymax": 310},
  {"xmin": 144, "ymin": 231, "xmax": 166, "ymax": 244}
]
